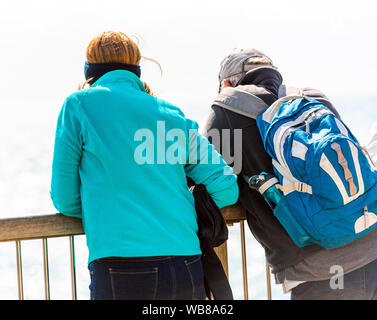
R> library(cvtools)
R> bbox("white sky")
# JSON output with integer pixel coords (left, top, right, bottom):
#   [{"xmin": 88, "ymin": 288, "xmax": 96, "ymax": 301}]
[{"xmin": 1, "ymin": 0, "xmax": 377, "ymax": 124}]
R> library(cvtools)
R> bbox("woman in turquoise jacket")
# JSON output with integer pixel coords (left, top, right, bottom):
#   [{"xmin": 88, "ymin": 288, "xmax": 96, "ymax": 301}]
[{"xmin": 50, "ymin": 31, "xmax": 239, "ymax": 300}]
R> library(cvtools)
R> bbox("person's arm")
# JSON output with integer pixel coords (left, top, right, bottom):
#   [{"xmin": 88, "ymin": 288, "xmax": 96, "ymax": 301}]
[
  {"xmin": 184, "ymin": 119, "xmax": 239, "ymax": 209},
  {"xmin": 50, "ymin": 95, "xmax": 83, "ymax": 218},
  {"xmin": 301, "ymin": 87, "xmax": 341, "ymax": 118}
]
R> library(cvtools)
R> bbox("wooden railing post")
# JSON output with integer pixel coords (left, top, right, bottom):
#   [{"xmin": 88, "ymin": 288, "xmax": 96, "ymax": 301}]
[
  {"xmin": 213, "ymin": 242, "xmax": 229, "ymax": 278},
  {"xmin": 215, "ymin": 203, "xmax": 247, "ymax": 280}
]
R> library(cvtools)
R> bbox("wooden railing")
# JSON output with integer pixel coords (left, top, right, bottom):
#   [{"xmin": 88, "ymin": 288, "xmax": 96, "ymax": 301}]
[{"xmin": 0, "ymin": 203, "xmax": 272, "ymax": 300}]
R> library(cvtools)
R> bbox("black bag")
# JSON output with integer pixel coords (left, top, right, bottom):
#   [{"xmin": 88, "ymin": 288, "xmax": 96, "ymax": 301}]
[
  {"xmin": 190, "ymin": 183, "xmax": 233, "ymax": 300},
  {"xmin": 191, "ymin": 184, "xmax": 228, "ymax": 249}
]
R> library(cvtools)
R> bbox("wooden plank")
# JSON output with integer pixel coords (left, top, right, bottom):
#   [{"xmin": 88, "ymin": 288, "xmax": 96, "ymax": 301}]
[
  {"xmin": 221, "ymin": 203, "xmax": 247, "ymax": 224},
  {"xmin": 0, "ymin": 203, "xmax": 246, "ymax": 243},
  {"xmin": 0, "ymin": 214, "xmax": 84, "ymax": 242}
]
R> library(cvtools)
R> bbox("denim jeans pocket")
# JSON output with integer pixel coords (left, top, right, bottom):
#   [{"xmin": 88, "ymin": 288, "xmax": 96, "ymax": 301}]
[
  {"xmin": 184, "ymin": 256, "xmax": 206, "ymax": 300},
  {"xmin": 109, "ymin": 267, "xmax": 158, "ymax": 300}
]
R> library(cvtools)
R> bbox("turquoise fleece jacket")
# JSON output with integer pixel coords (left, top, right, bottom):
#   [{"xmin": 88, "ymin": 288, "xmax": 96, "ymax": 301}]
[{"xmin": 51, "ymin": 70, "xmax": 239, "ymax": 263}]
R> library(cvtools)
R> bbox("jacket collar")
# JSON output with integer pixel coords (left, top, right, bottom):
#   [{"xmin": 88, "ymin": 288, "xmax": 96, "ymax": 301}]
[
  {"xmin": 212, "ymin": 68, "xmax": 283, "ymax": 119},
  {"xmin": 237, "ymin": 67, "xmax": 283, "ymax": 99},
  {"xmin": 213, "ymin": 86, "xmax": 269, "ymax": 120},
  {"xmin": 91, "ymin": 70, "xmax": 146, "ymax": 92}
]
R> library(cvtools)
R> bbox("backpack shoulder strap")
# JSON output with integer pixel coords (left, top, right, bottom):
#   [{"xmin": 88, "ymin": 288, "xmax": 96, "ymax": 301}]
[
  {"xmin": 261, "ymin": 94, "xmax": 308, "ymax": 124},
  {"xmin": 278, "ymin": 85, "xmax": 303, "ymax": 98},
  {"xmin": 213, "ymin": 87, "xmax": 268, "ymax": 120},
  {"xmin": 280, "ymin": 85, "xmax": 341, "ymax": 118}
]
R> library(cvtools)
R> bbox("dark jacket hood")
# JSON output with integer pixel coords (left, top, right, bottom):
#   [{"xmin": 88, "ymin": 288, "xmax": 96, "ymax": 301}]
[{"xmin": 237, "ymin": 67, "xmax": 283, "ymax": 105}]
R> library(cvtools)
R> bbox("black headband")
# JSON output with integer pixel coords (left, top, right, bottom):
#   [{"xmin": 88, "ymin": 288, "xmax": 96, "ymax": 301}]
[{"xmin": 84, "ymin": 61, "xmax": 141, "ymax": 85}]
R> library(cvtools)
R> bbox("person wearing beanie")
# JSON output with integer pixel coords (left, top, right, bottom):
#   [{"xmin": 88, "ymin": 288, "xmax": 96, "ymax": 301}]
[{"xmin": 202, "ymin": 48, "xmax": 377, "ymax": 300}]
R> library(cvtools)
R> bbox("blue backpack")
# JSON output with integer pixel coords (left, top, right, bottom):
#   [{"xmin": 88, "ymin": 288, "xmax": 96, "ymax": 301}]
[{"xmin": 256, "ymin": 95, "xmax": 377, "ymax": 249}]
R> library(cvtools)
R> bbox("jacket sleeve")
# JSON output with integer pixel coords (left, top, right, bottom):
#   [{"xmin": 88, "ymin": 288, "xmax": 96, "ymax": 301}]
[
  {"xmin": 50, "ymin": 95, "xmax": 83, "ymax": 218},
  {"xmin": 301, "ymin": 87, "xmax": 341, "ymax": 118},
  {"xmin": 184, "ymin": 119, "xmax": 239, "ymax": 209}
]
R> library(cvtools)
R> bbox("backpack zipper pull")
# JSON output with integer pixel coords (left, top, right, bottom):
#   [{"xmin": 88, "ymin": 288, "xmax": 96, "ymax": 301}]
[
  {"xmin": 304, "ymin": 112, "xmax": 316, "ymax": 134},
  {"xmin": 305, "ymin": 120, "xmax": 310, "ymax": 134},
  {"xmin": 364, "ymin": 206, "xmax": 369, "ymax": 229}
]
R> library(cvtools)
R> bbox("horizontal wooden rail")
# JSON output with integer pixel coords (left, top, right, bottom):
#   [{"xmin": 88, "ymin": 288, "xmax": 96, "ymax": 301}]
[
  {"xmin": 0, "ymin": 203, "xmax": 246, "ymax": 242},
  {"xmin": 221, "ymin": 203, "xmax": 247, "ymax": 224},
  {"xmin": 0, "ymin": 214, "xmax": 84, "ymax": 242},
  {"xmin": 0, "ymin": 202, "xmax": 264, "ymax": 300}
]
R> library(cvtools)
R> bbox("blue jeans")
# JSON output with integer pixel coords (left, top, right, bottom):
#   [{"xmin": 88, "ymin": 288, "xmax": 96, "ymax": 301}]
[
  {"xmin": 88, "ymin": 255, "xmax": 206, "ymax": 300},
  {"xmin": 291, "ymin": 258, "xmax": 377, "ymax": 300}
]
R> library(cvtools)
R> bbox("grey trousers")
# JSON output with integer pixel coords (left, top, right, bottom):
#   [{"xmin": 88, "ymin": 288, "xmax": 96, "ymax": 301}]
[{"xmin": 291, "ymin": 258, "xmax": 377, "ymax": 300}]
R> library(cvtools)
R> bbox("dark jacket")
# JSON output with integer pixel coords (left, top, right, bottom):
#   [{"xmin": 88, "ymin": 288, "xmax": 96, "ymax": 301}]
[{"xmin": 203, "ymin": 67, "xmax": 340, "ymax": 272}]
